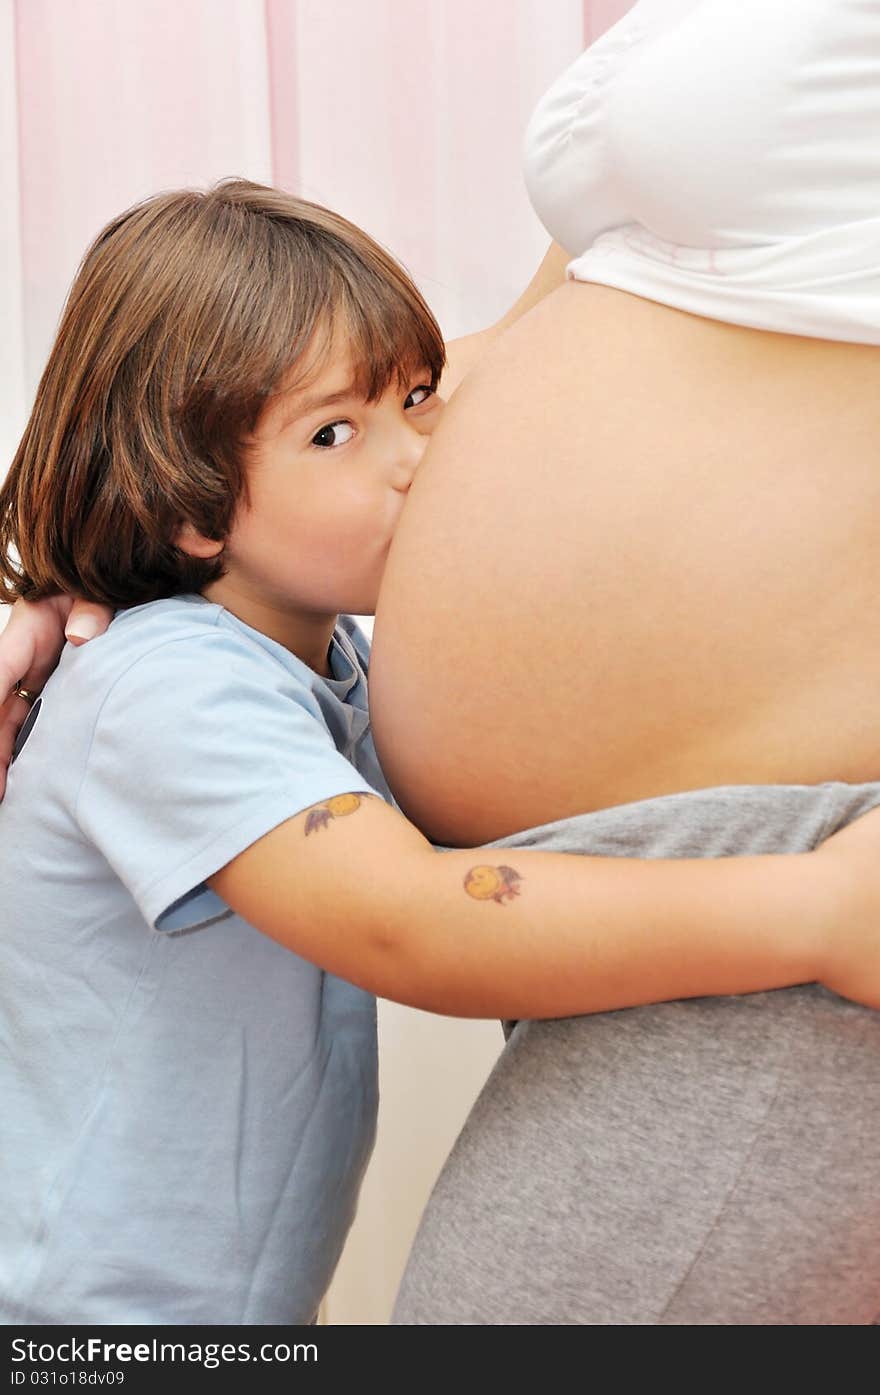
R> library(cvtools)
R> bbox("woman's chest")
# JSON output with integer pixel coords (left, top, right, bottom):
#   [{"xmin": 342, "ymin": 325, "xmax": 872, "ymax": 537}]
[{"xmin": 524, "ymin": 0, "xmax": 880, "ymax": 257}]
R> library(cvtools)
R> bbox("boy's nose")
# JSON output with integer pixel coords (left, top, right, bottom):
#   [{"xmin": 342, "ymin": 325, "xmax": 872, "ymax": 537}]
[{"xmin": 393, "ymin": 429, "xmax": 428, "ymax": 492}]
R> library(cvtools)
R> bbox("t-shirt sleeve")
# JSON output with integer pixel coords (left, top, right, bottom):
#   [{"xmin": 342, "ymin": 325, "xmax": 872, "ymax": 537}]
[{"xmin": 75, "ymin": 630, "xmax": 381, "ymax": 933}]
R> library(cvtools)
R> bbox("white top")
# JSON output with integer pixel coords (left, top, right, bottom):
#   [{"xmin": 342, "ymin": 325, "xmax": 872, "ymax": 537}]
[{"xmin": 523, "ymin": 0, "xmax": 880, "ymax": 343}]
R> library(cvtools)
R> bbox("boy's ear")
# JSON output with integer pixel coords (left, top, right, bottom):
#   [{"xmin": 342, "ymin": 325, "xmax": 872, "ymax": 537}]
[{"xmin": 175, "ymin": 522, "xmax": 224, "ymax": 560}]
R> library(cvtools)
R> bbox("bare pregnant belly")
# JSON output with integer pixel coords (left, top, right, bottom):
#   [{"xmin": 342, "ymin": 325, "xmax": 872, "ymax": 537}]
[{"xmin": 370, "ymin": 282, "xmax": 880, "ymax": 846}]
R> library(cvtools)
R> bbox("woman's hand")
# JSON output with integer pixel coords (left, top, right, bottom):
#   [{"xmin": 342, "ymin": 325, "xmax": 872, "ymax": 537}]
[
  {"xmin": 814, "ymin": 804, "xmax": 880, "ymax": 1010},
  {"xmin": 0, "ymin": 595, "xmax": 111, "ymax": 797}
]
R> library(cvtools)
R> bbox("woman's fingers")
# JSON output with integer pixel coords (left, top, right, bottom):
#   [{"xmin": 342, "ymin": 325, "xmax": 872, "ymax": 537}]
[
  {"xmin": 64, "ymin": 598, "xmax": 112, "ymax": 645},
  {"xmin": 0, "ymin": 595, "xmax": 113, "ymax": 797},
  {"xmin": 0, "ymin": 608, "xmax": 38, "ymax": 702},
  {"xmin": 0, "ymin": 688, "xmax": 35, "ymax": 799},
  {"xmin": 0, "ymin": 611, "xmax": 40, "ymax": 800},
  {"xmin": 0, "ymin": 596, "xmax": 76, "ymax": 798}
]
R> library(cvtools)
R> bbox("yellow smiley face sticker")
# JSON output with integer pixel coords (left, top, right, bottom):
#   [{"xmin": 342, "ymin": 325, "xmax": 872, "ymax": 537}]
[
  {"xmin": 304, "ymin": 792, "xmax": 367, "ymax": 835},
  {"xmin": 325, "ymin": 793, "xmax": 363, "ymax": 818},
  {"xmin": 464, "ymin": 865, "xmax": 522, "ymax": 904}
]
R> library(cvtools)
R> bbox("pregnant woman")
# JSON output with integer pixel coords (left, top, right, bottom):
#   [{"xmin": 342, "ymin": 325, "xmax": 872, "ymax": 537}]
[
  {"xmin": 3, "ymin": 1, "xmax": 878, "ymax": 1324},
  {"xmin": 369, "ymin": 1, "xmax": 880, "ymax": 1324}
]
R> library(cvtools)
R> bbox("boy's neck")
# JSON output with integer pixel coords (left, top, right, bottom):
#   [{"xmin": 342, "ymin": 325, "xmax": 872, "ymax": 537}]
[{"xmin": 201, "ymin": 579, "xmax": 338, "ymax": 678}]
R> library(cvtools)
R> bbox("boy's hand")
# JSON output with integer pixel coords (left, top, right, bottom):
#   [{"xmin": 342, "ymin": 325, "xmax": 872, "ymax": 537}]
[
  {"xmin": 0, "ymin": 595, "xmax": 111, "ymax": 797},
  {"xmin": 814, "ymin": 804, "xmax": 880, "ymax": 1010}
]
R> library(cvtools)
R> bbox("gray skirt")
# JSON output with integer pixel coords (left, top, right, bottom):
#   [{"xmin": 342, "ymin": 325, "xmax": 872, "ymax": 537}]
[{"xmin": 393, "ymin": 783, "xmax": 880, "ymax": 1325}]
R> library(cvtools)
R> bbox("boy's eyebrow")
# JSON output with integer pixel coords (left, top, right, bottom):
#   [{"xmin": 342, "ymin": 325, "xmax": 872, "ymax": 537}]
[{"xmin": 276, "ymin": 382, "xmax": 361, "ymax": 427}]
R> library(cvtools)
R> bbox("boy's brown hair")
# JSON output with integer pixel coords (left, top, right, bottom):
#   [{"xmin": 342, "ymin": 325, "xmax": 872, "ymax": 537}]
[{"xmin": 0, "ymin": 180, "xmax": 445, "ymax": 608}]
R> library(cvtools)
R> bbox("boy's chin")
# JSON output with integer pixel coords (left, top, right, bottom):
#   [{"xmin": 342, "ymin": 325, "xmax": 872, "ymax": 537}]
[{"xmin": 341, "ymin": 586, "xmax": 380, "ymax": 619}]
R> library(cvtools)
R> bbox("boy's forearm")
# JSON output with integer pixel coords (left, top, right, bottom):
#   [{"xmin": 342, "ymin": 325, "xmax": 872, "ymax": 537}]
[
  {"xmin": 210, "ymin": 799, "xmax": 829, "ymax": 1019},
  {"xmin": 368, "ymin": 846, "xmax": 826, "ymax": 1018}
]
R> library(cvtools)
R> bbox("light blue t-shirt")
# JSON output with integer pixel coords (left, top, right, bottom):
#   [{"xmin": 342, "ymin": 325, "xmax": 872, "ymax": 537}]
[{"xmin": 0, "ymin": 595, "xmax": 389, "ymax": 1324}]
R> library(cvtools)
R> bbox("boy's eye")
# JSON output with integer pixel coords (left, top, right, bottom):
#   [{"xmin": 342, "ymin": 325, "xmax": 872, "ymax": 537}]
[
  {"xmin": 311, "ymin": 420, "xmax": 355, "ymax": 449},
  {"xmin": 405, "ymin": 385, "xmax": 434, "ymax": 409}
]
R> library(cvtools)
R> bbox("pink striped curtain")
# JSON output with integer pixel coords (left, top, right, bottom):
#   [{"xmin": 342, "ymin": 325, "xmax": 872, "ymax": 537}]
[
  {"xmin": 586, "ymin": 0, "xmax": 636, "ymax": 42},
  {"xmin": 2, "ymin": 1, "xmax": 634, "ymax": 456}
]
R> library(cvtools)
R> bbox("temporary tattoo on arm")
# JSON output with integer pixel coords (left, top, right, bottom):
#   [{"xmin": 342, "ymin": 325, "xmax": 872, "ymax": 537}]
[
  {"xmin": 304, "ymin": 792, "xmax": 370, "ymax": 835},
  {"xmin": 463, "ymin": 865, "xmax": 523, "ymax": 904}
]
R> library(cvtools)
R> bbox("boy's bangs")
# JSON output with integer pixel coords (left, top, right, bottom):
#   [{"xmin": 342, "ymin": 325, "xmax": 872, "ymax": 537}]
[
  {"xmin": 335, "ymin": 268, "xmax": 445, "ymax": 402},
  {"xmin": 247, "ymin": 265, "xmax": 444, "ymax": 424}
]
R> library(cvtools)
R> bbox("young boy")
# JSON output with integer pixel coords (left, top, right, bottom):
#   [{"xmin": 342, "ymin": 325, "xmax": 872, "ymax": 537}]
[{"xmin": 1, "ymin": 180, "xmax": 878, "ymax": 1325}]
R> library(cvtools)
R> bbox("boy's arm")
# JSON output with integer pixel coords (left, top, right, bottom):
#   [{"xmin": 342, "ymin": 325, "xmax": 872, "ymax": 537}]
[
  {"xmin": 439, "ymin": 240, "xmax": 571, "ymax": 400},
  {"xmin": 208, "ymin": 790, "xmax": 879, "ymax": 1018}
]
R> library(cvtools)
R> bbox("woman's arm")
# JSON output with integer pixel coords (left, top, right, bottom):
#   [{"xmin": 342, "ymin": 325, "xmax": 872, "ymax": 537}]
[
  {"xmin": 439, "ymin": 240, "xmax": 571, "ymax": 399},
  {"xmin": 209, "ymin": 789, "xmax": 879, "ymax": 1018}
]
